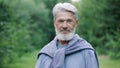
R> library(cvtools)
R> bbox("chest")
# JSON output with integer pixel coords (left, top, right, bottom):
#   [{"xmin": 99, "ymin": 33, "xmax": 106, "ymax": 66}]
[{"xmin": 65, "ymin": 52, "xmax": 85, "ymax": 68}]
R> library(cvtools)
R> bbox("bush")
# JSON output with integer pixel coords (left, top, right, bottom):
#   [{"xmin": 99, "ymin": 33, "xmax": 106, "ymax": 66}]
[{"xmin": 75, "ymin": 0, "xmax": 120, "ymax": 59}]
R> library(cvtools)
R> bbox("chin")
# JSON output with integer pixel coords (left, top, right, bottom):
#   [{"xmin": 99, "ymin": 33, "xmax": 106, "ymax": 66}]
[
  {"xmin": 57, "ymin": 33, "xmax": 74, "ymax": 41},
  {"xmin": 55, "ymin": 29, "xmax": 76, "ymax": 41}
]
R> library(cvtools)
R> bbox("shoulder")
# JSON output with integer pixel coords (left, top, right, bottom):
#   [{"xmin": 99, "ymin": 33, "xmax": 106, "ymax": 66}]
[
  {"xmin": 37, "ymin": 42, "xmax": 52, "ymax": 58},
  {"xmin": 36, "ymin": 54, "xmax": 52, "ymax": 68},
  {"xmin": 78, "ymin": 38, "xmax": 94, "ymax": 50},
  {"xmin": 38, "ymin": 54, "xmax": 51, "ymax": 60},
  {"xmin": 39, "ymin": 39, "xmax": 55, "ymax": 53},
  {"xmin": 37, "ymin": 39, "xmax": 57, "ymax": 58},
  {"xmin": 82, "ymin": 49, "xmax": 96, "ymax": 57},
  {"xmin": 81, "ymin": 48, "xmax": 99, "ymax": 68},
  {"xmin": 75, "ymin": 34, "xmax": 94, "ymax": 49}
]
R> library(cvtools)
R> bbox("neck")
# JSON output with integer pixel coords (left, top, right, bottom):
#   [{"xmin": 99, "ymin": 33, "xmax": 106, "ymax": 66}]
[{"xmin": 58, "ymin": 40, "xmax": 69, "ymax": 45}]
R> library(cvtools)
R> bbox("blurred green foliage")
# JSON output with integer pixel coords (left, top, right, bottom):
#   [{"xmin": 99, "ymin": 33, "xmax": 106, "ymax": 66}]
[
  {"xmin": 75, "ymin": 0, "xmax": 120, "ymax": 59},
  {"xmin": 0, "ymin": 0, "xmax": 120, "ymax": 68},
  {"xmin": 0, "ymin": 0, "xmax": 69, "ymax": 68}
]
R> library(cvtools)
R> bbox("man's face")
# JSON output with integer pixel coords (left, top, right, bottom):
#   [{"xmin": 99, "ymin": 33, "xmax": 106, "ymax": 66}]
[{"xmin": 54, "ymin": 11, "xmax": 78, "ymax": 41}]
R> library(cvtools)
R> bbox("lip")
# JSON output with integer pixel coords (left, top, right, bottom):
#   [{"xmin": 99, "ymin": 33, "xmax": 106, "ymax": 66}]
[
  {"xmin": 60, "ymin": 30, "xmax": 70, "ymax": 32},
  {"xmin": 60, "ymin": 30, "xmax": 70, "ymax": 34}
]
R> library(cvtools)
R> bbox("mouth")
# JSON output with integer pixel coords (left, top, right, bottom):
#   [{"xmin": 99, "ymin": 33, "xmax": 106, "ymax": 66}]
[{"xmin": 60, "ymin": 30, "xmax": 70, "ymax": 34}]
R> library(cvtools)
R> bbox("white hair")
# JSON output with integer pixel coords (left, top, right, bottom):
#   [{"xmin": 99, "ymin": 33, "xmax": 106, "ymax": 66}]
[{"xmin": 52, "ymin": 2, "xmax": 78, "ymax": 20}]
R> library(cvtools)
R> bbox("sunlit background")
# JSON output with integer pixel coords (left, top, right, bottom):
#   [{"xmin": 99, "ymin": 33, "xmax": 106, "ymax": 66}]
[
  {"xmin": 0, "ymin": 0, "xmax": 120, "ymax": 68},
  {"xmin": 72, "ymin": 0, "xmax": 80, "ymax": 2}
]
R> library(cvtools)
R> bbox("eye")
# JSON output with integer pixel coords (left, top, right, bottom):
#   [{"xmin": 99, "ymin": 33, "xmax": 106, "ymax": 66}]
[
  {"xmin": 67, "ymin": 19, "xmax": 73, "ymax": 23},
  {"xmin": 57, "ymin": 19, "xmax": 64, "ymax": 23}
]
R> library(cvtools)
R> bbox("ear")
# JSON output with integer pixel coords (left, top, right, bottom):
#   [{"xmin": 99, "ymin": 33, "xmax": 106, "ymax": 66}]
[
  {"xmin": 53, "ymin": 20, "xmax": 56, "ymax": 27},
  {"xmin": 75, "ymin": 19, "xmax": 78, "ymax": 27}
]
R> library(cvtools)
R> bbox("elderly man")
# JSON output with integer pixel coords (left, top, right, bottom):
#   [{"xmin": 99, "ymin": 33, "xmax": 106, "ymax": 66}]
[{"xmin": 35, "ymin": 2, "xmax": 99, "ymax": 68}]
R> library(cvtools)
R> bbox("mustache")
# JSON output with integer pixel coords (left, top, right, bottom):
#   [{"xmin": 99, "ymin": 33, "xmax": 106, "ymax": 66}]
[{"xmin": 59, "ymin": 29, "xmax": 71, "ymax": 32}]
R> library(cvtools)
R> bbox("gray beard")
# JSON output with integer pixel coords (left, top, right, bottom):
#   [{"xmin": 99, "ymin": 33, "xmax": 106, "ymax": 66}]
[{"xmin": 55, "ymin": 28, "xmax": 76, "ymax": 41}]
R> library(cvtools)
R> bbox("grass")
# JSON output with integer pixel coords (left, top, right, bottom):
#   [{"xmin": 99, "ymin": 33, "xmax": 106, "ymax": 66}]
[
  {"xmin": 8, "ymin": 50, "xmax": 39, "ymax": 68},
  {"xmin": 8, "ymin": 50, "xmax": 120, "ymax": 68},
  {"xmin": 99, "ymin": 55, "xmax": 120, "ymax": 68}
]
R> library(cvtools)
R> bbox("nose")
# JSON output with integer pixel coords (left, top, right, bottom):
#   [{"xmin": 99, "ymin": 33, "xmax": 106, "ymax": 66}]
[{"xmin": 62, "ymin": 21, "xmax": 68, "ymax": 29}]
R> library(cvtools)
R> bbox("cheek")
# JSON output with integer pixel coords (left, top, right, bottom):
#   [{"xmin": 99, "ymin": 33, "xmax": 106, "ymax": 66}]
[
  {"xmin": 72, "ymin": 22, "xmax": 77, "ymax": 27},
  {"xmin": 54, "ymin": 23, "xmax": 60, "ymax": 29},
  {"xmin": 69, "ymin": 24, "xmax": 76, "ymax": 29}
]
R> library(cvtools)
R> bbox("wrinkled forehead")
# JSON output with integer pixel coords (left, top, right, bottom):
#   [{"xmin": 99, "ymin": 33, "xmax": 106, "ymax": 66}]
[{"xmin": 55, "ymin": 11, "xmax": 75, "ymax": 20}]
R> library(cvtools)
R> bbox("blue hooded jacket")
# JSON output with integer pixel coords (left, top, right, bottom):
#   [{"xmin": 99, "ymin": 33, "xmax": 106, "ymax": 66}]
[{"xmin": 35, "ymin": 34, "xmax": 99, "ymax": 68}]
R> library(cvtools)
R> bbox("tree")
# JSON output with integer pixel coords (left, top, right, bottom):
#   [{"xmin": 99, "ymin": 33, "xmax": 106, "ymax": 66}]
[
  {"xmin": 0, "ymin": 0, "xmax": 71, "ymax": 67},
  {"xmin": 75, "ymin": 0, "xmax": 120, "ymax": 59}
]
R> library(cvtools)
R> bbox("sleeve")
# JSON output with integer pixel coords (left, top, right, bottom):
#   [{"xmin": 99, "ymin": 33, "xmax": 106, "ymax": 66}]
[
  {"xmin": 84, "ymin": 50, "xmax": 99, "ymax": 68},
  {"xmin": 35, "ymin": 54, "xmax": 44, "ymax": 68},
  {"xmin": 35, "ymin": 54, "xmax": 52, "ymax": 68}
]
